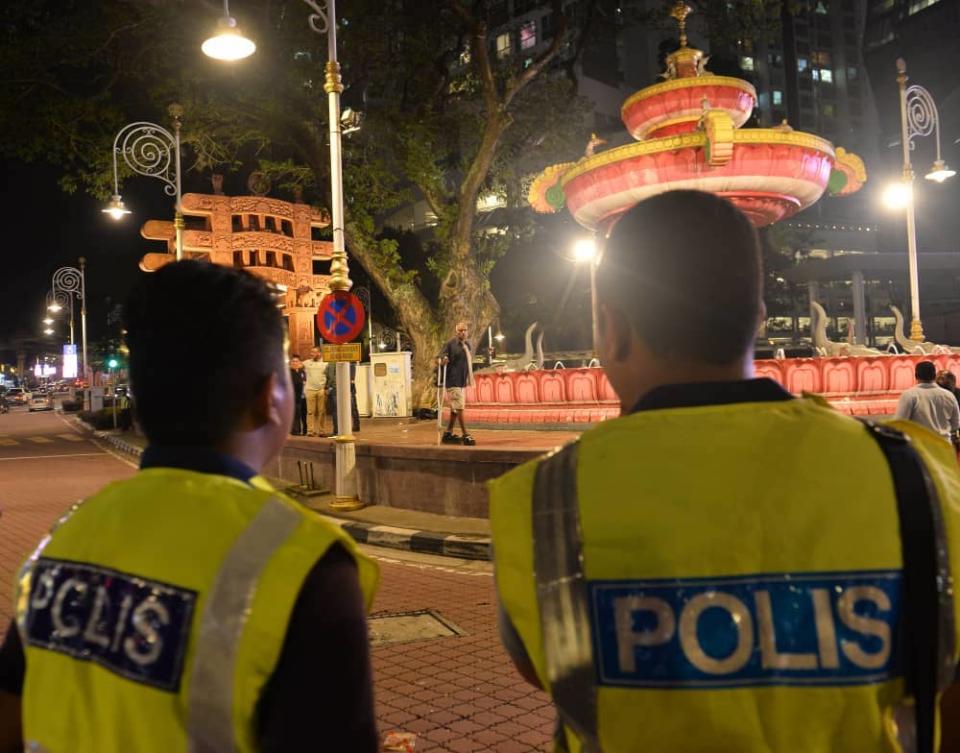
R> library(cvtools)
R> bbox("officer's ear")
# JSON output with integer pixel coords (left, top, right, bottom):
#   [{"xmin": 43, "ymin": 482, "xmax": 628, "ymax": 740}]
[
  {"xmin": 597, "ymin": 302, "xmax": 632, "ymax": 363},
  {"xmin": 250, "ymin": 370, "xmax": 290, "ymax": 429}
]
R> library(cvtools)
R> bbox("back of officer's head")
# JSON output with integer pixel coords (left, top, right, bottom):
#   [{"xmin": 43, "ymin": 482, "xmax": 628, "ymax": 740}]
[
  {"xmin": 125, "ymin": 261, "xmax": 287, "ymax": 447},
  {"xmin": 596, "ymin": 191, "xmax": 762, "ymax": 367},
  {"xmin": 916, "ymin": 361, "xmax": 937, "ymax": 382}
]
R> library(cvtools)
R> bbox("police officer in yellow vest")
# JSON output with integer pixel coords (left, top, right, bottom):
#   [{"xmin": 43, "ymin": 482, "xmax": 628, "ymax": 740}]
[
  {"xmin": 0, "ymin": 261, "xmax": 379, "ymax": 752},
  {"xmin": 490, "ymin": 190, "xmax": 960, "ymax": 753}
]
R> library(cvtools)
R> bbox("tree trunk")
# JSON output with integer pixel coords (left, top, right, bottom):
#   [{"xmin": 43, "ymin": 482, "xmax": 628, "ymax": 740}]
[{"xmin": 344, "ymin": 220, "xmax": 444, "ymax": 408}]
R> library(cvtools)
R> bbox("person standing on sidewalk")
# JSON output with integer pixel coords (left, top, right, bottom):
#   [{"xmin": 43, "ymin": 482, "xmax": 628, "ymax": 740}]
[
  {"xmin": 489, "ymin": 191, "xmax": 960, "ymax": 753},
  {"xmin": 896, "ymin": 360, "xmax": 960, "ymax": 445},
  {"xmin": 289, "ymin": 354, "xmax": 307, "ymax": 435},
  {"xmin": 303, "ymin": 346, "xmax": 327, "ymax": 436},
  {"xmin": 438, "ymin": 322, "xmax": 475, "ymax": 446},
  {"xmin": 0, "ymin": 261, "xmax": 379, "ymax": 753}
]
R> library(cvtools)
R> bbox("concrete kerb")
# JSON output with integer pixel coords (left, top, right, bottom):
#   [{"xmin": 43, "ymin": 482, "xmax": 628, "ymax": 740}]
[{"xmin": 70, "ymin": 419, "xmax": 492, "ymax": 561}]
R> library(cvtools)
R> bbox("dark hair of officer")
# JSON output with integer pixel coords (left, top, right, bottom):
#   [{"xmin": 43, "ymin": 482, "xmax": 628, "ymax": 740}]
[
  {"xmin": 596, "ymin": 190, "xmax": 762, "ymax": 365},
  {"xmin": 125, "ymin": 261, "xmax": 287, "ymax": 446},
  {"xmin": 916, "ymin": 360, "xmax": 937, "ymax": 382}
]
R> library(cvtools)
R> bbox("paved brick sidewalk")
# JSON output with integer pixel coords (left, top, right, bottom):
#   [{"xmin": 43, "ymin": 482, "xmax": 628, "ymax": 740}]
[
  {"xmin": 0, "ymin": 411, "xmax": 555, "ymax": 751},
  {"xmin": 369, "ymin": 551, "xmax": 554, "ymax": 752}
]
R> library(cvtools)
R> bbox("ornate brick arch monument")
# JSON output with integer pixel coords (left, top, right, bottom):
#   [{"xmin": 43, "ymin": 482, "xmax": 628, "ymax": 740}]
[{"xmin": 141, "ymin": 192, "xmax": 333, "ymax": 357}]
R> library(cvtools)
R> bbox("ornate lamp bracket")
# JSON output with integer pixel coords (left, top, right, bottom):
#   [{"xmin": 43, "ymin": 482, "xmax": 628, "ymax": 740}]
[{"xmin": 301, "ymin": 0, "xmax": 330, "ymax": 34}]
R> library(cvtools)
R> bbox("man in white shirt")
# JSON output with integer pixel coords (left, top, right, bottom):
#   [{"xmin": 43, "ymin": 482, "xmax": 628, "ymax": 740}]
[
  {"xmin": 303, "ymin": 346, "xmax": 328, "ymax": 436},
  {"xmin": 895, "ymin": 359, "xmax": 960, "ymax": 445}
]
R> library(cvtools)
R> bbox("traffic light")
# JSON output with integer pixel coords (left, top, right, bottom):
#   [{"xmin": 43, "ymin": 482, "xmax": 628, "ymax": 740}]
[{"xmin": 107, "ymin": 358, "xmax": 119, "ymax": 369}]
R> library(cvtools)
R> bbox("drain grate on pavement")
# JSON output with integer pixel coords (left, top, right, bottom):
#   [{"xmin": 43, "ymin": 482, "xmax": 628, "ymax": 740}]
[{"xmin": 368, "ymin": 609, "xmax": 466, "ymax": 647}]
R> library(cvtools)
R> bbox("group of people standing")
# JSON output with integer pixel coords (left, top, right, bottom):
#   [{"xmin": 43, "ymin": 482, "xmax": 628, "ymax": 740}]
[{"xmin": 289, "ymin": 347, "xmax": 361, "ymax": 436}]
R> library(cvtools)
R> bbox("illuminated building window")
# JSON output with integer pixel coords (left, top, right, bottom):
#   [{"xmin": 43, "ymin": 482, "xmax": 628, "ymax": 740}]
[
  {"xmin": 811, "ymin": 69, "xmax": 819, "ymax": 81},
  {"xmin": 811, "ymin": 50, "xmax": 831, "ymax": 65},
  {"xmin": 740, "ymin": 56, "xmax": 755, "ymax": 71},
  {"xmin": 797, "ymin": 57, "xmax": 809, "ymax": 72},
  {"xmin": 820, "ymin": 68, "xmax": 833, "ymax": 83},
  {"xmin": 847, "ymin": 66, "xmax": 858, "ymax": 80},
  {"xmin": 496, "ymin": 32, "xmax": 511, "ymax": 58},
  {"xmin": 520, "ymin": 21, "xmax": 536, "ymax": 50}
]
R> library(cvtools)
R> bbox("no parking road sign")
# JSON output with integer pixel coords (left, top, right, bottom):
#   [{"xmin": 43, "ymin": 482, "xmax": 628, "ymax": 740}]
[{"xmin": 317, "ymin": 292, "xmax": 366, "ymax": 345}]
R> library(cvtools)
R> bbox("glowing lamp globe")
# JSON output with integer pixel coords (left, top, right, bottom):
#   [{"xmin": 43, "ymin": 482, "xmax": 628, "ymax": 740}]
[
  {"xmin": 882, "ymin": 182, "xmax": 913, "ymax": 210},
  {"xmin": 202, "ymin": 17, "xmax": 256, "ymax": 61},
  {"xmin": 573, "ymin": 239, "xmax": 598, "ymax": 263},
  {"xmin": 102, "ymin": 195, "xmax": 131, "ymax": 221},
  {"xmin": 925, "ymin": 160, "xmax": 956, "ymax": 183}
]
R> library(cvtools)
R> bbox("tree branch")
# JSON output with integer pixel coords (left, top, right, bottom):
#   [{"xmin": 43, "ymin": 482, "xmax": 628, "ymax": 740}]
[
  {"xmin": 503, "ymin": 0, "xmax": 567, "ymax": 108},
  {"xmin": 446, "ymin": 0, "xmax": 498, "ymax": 114}
]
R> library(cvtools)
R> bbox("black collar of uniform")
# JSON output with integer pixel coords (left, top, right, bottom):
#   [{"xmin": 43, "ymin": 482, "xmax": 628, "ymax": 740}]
[
  {"xmin": 631, "ymin": 378, "xmax": 793, "ymax": 414},
  {"xmin": 140, "ymin": 445, "xmax": 258, "ymax": 485}
]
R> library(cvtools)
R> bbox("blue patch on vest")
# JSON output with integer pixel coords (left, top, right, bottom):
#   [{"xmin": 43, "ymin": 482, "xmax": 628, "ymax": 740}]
[
  {"xmin": 24, "ymin": 558, "xmax": 197, "ymax": 692},
  {"xmin": 589, "ymin": 571, "xmax": 901, "ymax": 689}
]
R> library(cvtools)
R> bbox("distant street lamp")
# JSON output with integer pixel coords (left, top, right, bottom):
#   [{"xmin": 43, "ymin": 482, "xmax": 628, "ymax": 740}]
[
  {"xmin": 104, "ymin": 105, "xmax": 184, "ymax": 260},
  {"xmin": 52, "ymin": 260, "xmax": 89, "ymax": 407},
  {"xmin": 572, "ymin": 237, "xmax": 599, "ymax": 354},
  {"xmin": 43, "ymin": 328, "xmax": 54, "ymax": 336},
  {"xmin": 892, "ymin": 58, "xmax": 955, "ymax": 341}
]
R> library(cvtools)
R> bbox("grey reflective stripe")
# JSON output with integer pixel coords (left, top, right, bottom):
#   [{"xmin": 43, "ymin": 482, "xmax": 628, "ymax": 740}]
[
  {"xmin": 187, "ymin": 497, "xmax": 303, "ymax": 753},
  {"xmin": 532, "ymin": 444, "xmax": 600, "ymax": 752},
  {"xmin": 917, "ymin": 458, "xmax": 956, "ymax": 691}
]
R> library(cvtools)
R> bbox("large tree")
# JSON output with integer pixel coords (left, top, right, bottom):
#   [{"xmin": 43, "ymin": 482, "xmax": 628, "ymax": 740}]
[{"xmin": 0, "ymin": 0, "xmax": 595, "ymax": 404}]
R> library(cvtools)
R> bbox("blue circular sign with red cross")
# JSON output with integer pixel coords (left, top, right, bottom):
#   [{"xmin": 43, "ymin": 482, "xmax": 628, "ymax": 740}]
[{"xmin": 316, "ymin": 292, "xmax": 366, "ymax": 344}]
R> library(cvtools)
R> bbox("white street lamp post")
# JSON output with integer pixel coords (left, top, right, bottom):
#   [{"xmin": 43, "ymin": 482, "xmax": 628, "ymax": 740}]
[
  {"xmin": 52, "ymin": 259, "xmax": 89, "ymax": 408},
  {"xmin": 308, "ymin": 0, "xmax": 363, "ymax": 509},
  {"xmin": 105, "ymin": 106, "xmax": 184, "ymax": 260},
  {"xmin": 895, "ymin": 58, "xmax": 955, "ymax": 341}
]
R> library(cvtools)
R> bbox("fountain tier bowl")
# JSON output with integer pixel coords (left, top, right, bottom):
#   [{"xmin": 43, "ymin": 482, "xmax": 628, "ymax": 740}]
[
  {"xmin": 560, "ymin": 129, "xmax": 835, "ymax": 230},
  {"xmin": 621, "ymin": 75, "xmax": 757, "ymax": 140}
]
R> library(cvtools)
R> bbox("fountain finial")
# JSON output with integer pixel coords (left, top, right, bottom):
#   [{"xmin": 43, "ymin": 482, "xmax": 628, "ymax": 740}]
[
  {"xmin": 665, "ymin": 1, "xmax": 704, "ymax": 79},
  {"xmin": 670, "ymin": 2, "xmax": 693, "ymax": 49}
]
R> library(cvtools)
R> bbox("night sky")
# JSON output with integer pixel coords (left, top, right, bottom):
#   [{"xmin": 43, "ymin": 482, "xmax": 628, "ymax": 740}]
[{"xmin": 0, "ymin": 158, "xmax": 173, "ymax": 363}]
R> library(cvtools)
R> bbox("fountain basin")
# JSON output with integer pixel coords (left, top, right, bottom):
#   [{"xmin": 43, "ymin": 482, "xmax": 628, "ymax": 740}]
[
  {"xmin": 621, "ymin": 76, "xmax": 756, "ymax": 140},
  {"xmin": 559, "ymin": 129, "xmax": 835, "ymax": 230}
]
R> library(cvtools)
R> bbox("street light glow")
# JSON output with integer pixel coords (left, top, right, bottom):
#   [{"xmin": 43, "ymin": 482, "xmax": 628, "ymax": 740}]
[
  {"xmin": 202, "ymin": 15, "xmax": 256, "ymax": 61},
  {"xmin": 494, "ymin": 331, "xmax": 505, "ymax": 342},
  {"xmin": 47, "ymin": 303, "xmax": 62, "ymax": 313},
  {"xmin": 882, "ymin": 181, "xmax": 913, "ymax": 210},
  {"xmin": 42, "ymin": 317, "xmax": 53, "ymax": 325},
  {"xmin": 925, "ymin": 160, "xmax": 956, "ymax": 183},
  {"xmin": 102, "ymin": 194, "xmax": 131, "ymax": 221},
  {"xmin": 43, "ymin": 328, "xmax": 54, "ymax": 336},
  {"xmin": 572, "ymin": 238, "xmax": 598, "ymax": 263}
]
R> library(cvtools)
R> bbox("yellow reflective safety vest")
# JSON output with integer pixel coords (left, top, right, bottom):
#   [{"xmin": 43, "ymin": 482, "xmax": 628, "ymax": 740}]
[
  {"xmin": 489, "ymin": 394, "xmax": 960, "ymax": 753},
  {"xmin": 15, "ymin": 468, "xmax": 378, "ymax": 753}
]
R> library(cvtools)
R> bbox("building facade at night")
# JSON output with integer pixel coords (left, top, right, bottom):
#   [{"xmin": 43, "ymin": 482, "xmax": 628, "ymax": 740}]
[{"xmin": 141, "ymin": 191, "xmax": 332, "ymax": 358}]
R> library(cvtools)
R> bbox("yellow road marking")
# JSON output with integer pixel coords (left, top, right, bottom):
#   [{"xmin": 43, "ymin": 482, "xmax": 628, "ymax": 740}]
[
  {"xmin": 0, "ymin": 438, "xmax": 17, "ymax": 446},
  {"xmin": 27, "ymin": 436, "xmax": 54, "ymax": 444},
  {"xmin": 56, "ymin": 434, "xmax": 85, "ymax": 442}
]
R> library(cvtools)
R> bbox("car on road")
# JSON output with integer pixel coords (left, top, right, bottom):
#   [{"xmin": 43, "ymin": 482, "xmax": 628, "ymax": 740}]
[
  {"xmin": 4, "ymin": 388, "xmax": 28, "ymax": 405},
  {"xmin": 28, "ymin": 393, "xmax": 53, "ymax": 412}
]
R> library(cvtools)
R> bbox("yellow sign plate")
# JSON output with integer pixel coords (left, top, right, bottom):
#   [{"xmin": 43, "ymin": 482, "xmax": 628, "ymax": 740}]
[{"xmin": 322, "ymin": 343, "xmax": 362, "ymax": 362}]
